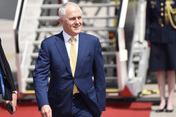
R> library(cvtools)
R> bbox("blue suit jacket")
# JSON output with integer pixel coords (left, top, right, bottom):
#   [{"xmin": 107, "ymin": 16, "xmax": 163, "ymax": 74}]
[
  {"xmin": 33, "ymin": 32, "xmax": 106, "ymax": 117},
  {"xmin": 145, "ymin": 0, "xmax": 176, "ymax": 43}
]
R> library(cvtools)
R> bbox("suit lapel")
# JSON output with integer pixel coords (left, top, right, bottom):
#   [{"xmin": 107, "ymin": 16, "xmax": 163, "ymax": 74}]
[
  {"xmin": 75, "ymin": 33, "xmax": 87, "ymax": 77},
  {"xmin": 54, "ymin": 32, "xmax": 72, "ymax": 75},
  {"xmin": 54, "ymin": 32, "xmax": 87, "ymax": 77}
]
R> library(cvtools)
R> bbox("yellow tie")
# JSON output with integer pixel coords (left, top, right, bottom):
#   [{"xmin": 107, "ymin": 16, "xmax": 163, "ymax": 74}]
[{"xmin": 70, "ymin": 37, "xmax": 79, "ymax": 94}]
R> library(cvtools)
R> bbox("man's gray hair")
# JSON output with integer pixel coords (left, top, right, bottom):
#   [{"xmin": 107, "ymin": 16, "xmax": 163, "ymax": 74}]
[{"xmin": 58, "ymin": 2, "xmax": 82, "ymax": 20}]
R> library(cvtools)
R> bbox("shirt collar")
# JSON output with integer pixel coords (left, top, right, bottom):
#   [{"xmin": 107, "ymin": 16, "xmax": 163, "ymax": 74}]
[{"xmin": 63, "ymin": 31, "xmax": 78, "ymax": 42}]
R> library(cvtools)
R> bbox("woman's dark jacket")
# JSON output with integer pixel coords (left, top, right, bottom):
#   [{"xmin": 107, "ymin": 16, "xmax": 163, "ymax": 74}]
[
  {"xmin": 145, "ymin": 0, "xmax": 176, "ymax": 43},
  {"xmin": 0, "ymin": 38, "xmax": 16, "ymax": 100}
]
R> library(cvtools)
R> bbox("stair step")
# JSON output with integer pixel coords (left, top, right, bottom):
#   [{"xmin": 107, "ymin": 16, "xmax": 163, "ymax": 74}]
[
  {"xmin": 33, "ymin": 41, "xmax": 41, "ymax": 45},
  {"xmin": 105, "ymin": 77, "xmax": 117, "ymax": 80},
  {"xmin": 32, "ymin": 40, "xmax": 116, "ymax": 46},
  {"xmin": 132, "ymin": 48, "xmax": 143, "ymax": 53},
  {"xmin": 30, "ymin": 51, "xmax": 116, "ymax": 59},
  {"xmin": 28, "ymin": 65, "xmax": 35, "ymax": 70},
  {"xmin": 25, "ymin": 78, "xmax": 33, "ymax": 83},
  {"xmin": 31, "ymin": 53, "xmax": 38, "ymax": 58},
  {"xmin": 100, "ymin": 40, "xmax": 116, "ymax": 43},
  {"xmin": 106, "ymin": 88, "xmax": 118, "ymax": 93},
  {"xmin": 28, "ymin": 63, "xmax": 116, "ymax": 71},
  {"xmin": 104, "ymin": 64, "xmax": 116, "ymax": 68},
  {"xmin": 102, "ymin": 52, "xmax": 116, "ymax": 56},
  {"xmin": 26, "ymin": 76, "xmax": 117, "ymax": 83},
  {"xmin": 24, "ymin": 16, "xmax": 118, "ymax": 21},
  {"xmin": 133, "ymin": 56, "xmax": 141, "ymax": 62},
  {"xmin": 40, "ymin": 3, "xmax": 119, "ymax": 9},
  {"xmin": 35, "ymin": 27, "xmax": 116, "ymax": 32}
]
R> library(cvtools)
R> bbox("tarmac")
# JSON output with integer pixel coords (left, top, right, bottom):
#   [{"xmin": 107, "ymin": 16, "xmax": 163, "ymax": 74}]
[{"xmin": 0, "ymin": 19, "xmax": 176, "ymax": 117}]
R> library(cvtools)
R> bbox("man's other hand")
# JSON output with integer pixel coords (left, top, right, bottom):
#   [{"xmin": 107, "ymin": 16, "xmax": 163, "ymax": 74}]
[{"xmin": 41, "ymin": 105, "xmax": 52, "ymax": 117}]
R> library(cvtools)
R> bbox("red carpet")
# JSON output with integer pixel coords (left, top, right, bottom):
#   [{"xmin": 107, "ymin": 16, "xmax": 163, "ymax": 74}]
[
  {"xmin": 0, "ymin": 101, "xmax": 152, "ymax": 117},
  {"xmin": 102, "ymin": 101, "xmax": 152, "ymax": 117}
]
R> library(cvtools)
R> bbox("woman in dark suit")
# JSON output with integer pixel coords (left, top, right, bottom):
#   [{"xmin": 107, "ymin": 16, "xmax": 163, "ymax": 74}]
[
  {"xmin": 145, "ymin": 0, "xmax": 176, "ymax": 112},
  {"xmin": 0, "ymin": 38, "xmax": 17, "ymax": 113}
]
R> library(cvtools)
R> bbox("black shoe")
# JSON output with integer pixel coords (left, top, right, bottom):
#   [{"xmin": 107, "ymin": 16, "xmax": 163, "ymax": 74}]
[
  {"xmin": 155, "ymin": 104, "xmax": 167, "ymax": 112},
  {"xmin": 156, "ymin": 109, "xmax": 165, "ymax": 112},
  {"xmin": 165, "ymin": 109, "xmax": 173, "ymax": 112}
]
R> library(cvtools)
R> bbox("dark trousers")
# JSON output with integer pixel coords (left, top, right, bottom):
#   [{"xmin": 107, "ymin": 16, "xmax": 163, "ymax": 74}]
[{"xmin": 72, "ymin": 94, "xmax": 93, "ymax": 117}]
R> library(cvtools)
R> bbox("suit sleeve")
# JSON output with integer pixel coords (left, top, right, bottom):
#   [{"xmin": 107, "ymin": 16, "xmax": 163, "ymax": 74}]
[
  {"xmin": 33, "ymin": 41, "xmax": 50, "ymax": 110},
  {"xmin": 93, "ymin": 39, "xmax": 106, "ymax": 111}
]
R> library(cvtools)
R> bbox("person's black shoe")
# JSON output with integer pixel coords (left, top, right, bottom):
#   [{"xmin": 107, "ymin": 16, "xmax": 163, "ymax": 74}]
[
  {"xmin": 156, "ymin": 109, "xmax": 165, "ymax": 112},
  {"xmin": 165, "ymin": 109, "xmax": 173, "ymax": 112},
  {"xmin": 155, "ymin": 104, "xmax": 167, "ymax": 112}
]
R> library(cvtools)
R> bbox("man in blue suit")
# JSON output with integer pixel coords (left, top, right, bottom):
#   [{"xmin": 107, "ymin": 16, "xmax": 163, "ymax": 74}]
[{"xmin": 33, "ymin": 2, "xmax": 106, "ymax": 117}]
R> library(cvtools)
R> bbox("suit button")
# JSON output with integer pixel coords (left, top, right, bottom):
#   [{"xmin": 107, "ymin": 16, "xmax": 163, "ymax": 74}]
[
  {"xmin": 161, "ymin": 2, "xmax": 164, "ymax": 6},
  {"xmin": 161, "ymin": 8, "xmax": 164, "ymax": 11},
  {"xmin": 161, "ymin": 24, "xmax": 164, "ymax": 27},
  {"xmin": 161, "ymin": 13, "xmax": 164, "ymax": 16}
]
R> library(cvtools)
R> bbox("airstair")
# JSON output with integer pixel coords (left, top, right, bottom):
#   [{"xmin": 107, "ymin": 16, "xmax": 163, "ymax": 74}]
[{"xmin": 13, "ymin": 0, "xmax": 149, "ymax": 98}]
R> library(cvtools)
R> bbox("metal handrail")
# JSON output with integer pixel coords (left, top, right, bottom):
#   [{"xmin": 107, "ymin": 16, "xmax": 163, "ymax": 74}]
[
  {"xmin": 12, "ymin": 0, "xmax": 25, "ymax": 93},
  {"xmin": 13, "ymin": 0, "xmax": 24, "ymax": 53}
]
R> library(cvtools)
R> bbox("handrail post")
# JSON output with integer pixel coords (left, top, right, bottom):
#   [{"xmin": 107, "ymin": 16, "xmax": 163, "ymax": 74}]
[{"xmin": 116, "ymin": 0, "xmax": 129, "ymax": 91}]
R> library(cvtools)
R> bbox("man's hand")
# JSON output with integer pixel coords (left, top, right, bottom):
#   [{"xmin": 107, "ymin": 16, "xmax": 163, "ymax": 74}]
[
  {"xmin": 41, "ymin": 105, "xmax": 52, "ymax": 117},
  {"xmin": 5, "ymin": 93, "xmax": 17, "ymax": 112},
  {"xmin": 100, "ymin": 111, "xmax": 102, "ymax": 117}
]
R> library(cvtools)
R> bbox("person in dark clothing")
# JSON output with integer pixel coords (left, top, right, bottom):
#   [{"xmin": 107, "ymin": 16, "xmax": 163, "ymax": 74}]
[
  {"xmin": 145, "ymin": 0, "xmax": 176, "ymax": 113},
  {"xmin": 0, "ymin": 38, "xmax": 17, "ymax": 113}
]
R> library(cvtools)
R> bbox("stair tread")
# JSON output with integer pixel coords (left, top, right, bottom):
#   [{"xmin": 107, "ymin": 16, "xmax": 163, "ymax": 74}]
[{"xmin": 40, "ymin": 3, "xmax": 119, "ymax": 9}]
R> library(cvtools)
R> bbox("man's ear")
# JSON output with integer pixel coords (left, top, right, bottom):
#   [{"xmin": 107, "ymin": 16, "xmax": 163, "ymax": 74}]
[{"xmin": 58, "ymin": 18, "xmax": 63, "ymax": 25}]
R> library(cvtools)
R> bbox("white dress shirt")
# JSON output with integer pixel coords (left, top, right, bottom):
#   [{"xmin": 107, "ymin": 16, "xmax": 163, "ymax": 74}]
[{"xmin": 63, "ymin": 31, "xmax": 79, "ymax": 58}]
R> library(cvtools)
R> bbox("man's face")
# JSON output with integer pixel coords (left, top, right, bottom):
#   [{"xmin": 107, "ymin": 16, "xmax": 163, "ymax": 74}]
[{"xmin": 60, "ymin": 5, "xmax": 82, "ymax": 36}]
